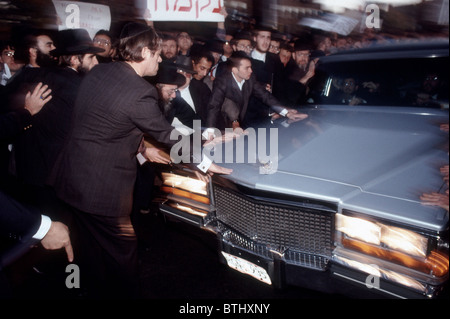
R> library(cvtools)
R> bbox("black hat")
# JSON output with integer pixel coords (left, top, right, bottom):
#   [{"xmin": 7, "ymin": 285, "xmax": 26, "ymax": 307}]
[
  {"xmin": 233, "ymin": 30, "xmax": 253, "ymax": 42},
  {"xmin": 156, "ymin": 61, "xmax": 186, "ymax": 87},
  {"xmin": 51, "ymin": 29, "xmax": 104, "ymax": 56},
  {"xmin": 174, "ymin": 55, "xmax": 196, "ymax": 74},
  {"xmin": 204, "ymin": 39, "xmax": 224, "ymax": 55},
  {"xmin": 293, "ymin": 38, "xmax": 313, "ymax": 52},
  {"xmin": 253, "ymin": 24, "xmax": 276, "ymax": 33},
  {"xmin": 120, "ymin": 22, "xmax": 152, "ymax": 39}
]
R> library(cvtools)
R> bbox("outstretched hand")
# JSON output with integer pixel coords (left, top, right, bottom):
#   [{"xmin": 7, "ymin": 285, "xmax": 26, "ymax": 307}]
[{"xmin": 24, "ymin": 82, "xmax": 52, "ymax": 115}]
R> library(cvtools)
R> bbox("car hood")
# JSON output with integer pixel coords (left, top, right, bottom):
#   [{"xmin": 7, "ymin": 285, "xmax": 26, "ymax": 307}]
[{"xmin": 215, "ymin": 106, "xmax": 449, "ymax": 231}]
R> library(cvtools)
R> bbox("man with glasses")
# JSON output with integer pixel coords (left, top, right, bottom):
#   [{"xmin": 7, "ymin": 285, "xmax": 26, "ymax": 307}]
[
  {"xmin": 93, "ymin": 29, "xmax": 116, "ymax": 63},
  {"xmin": 1, "ymin": 42, "xmax": 24, "ymax": 86}
]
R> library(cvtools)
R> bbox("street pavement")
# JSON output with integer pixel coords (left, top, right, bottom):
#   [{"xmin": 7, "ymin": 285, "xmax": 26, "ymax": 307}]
[{"xmin": 3, "ymin": 209, "xmax": 343, "ymax": 301}]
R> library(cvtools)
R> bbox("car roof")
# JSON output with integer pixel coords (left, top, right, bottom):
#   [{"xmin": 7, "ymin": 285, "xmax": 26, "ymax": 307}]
[{"xmin": 320, "ymin": 39, "xmax": 449, "ymax": 63}]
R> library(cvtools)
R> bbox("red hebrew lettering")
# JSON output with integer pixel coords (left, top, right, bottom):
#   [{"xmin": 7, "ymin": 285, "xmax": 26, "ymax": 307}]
[
  {"xmin": 211, "ymin": 0, "xmax": 222, "ymax": 13},
  {"xmin": 196, "ymin": 0, "xmax": 199, "ymax": 19},
  {"xmin": 175, "ymin": 0, "xmax": 193, "ymax": 12},
  {"xmin": 200, "ymin": 0, "xmax": 211, "ymax": 12}
]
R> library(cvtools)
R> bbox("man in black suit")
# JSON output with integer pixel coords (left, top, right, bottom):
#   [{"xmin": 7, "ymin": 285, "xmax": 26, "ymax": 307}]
[
  {"xmin": 170, "ymin": 53, "xmax": 214, "ymax": 133},
  {"xmin": 0, "ymin": 191, "xmax": 73, "ymax": 267},
  {"xmin": 2, "ymin": 29, "xmax": 104, "ymax": 212},
  {"xmin": 0, "ymin": 190, "xmax": 72, "ymax": 297},
  {"xmin": 49, "ymin": 22, "xmax": 231, "ymax": 298},
  {"xmin": 206, "ymin": 51, "xmax": 308, "ymax": 132},
  {"xmin": 0, "ymin": 82, "xmax": 51, "ymax": 191},
  {"xmin": 246, "ymin": 26, "xmax": 286, "ymax": 125}
]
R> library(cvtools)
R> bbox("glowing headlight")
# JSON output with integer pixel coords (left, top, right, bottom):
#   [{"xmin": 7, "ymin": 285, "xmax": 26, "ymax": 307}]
[
  {"xmin": 381, "ymin": 225, "xmax": 428, "ymax": 258},
  {"xmin": 335, "ymin": 214, "xmax": 449, "ymax": 278},
  {"xmin": 162, "ymin": 172, "xmax": 207, "ymax": 196},
  {"xmin": 336, "ymin": 214, "xmax": 381, "ymax": 246},
  {"xmin": 336, "ymin": 214, "xmax": 428, "ymax": 258},
  {"xmin": 160, "ymin": 172, "xmax": 210, "ymax": 205}
]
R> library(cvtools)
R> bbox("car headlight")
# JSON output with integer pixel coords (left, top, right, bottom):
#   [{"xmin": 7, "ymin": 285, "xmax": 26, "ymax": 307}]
[
  {"xmin": 160, "ymin": 172, "xmax": 210, "ymax": 205},
  {"xmin": 335, "ymin": 213, "xmax": 449, "ymax": 279}
]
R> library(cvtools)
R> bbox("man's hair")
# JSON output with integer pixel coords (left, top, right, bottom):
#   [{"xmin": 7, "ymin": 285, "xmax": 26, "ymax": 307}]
[
  {"xmin": 0, "ymin": 40, "xmax": 14, "ymax": 53},
  {"xmin": 191, "ymin": 49, "xmax": 215, "ymax": 66},
  {"xmin": 58, "ymin": 54, "xmax": 82, "ymax": 68},
  {"xmin": 118, "ymin": 28, "xmax": 161, "ymax": 62},
  {"xmin": 95, "ymin": 29, "xmax": 113, "ymax": 39},
  {"xmin": 161, "ymin": 33, "xmax": 177, "ymax": 43},
  {"xmin": 227, "ymin": 51, "xmax": 251, "ymax": 70}
]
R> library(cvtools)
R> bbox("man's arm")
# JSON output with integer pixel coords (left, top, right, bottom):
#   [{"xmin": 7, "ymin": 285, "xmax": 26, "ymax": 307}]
[
  {"xmin": 252, "ymin": 79, "xmax": 308, "ymax": 123},
  {"xmin": 206, "ymin": 76, "xmax": 228, "ymax": 129},
  {"xmin": 0, "ymin": 191, "xmax": 73, "ymax": 263}
]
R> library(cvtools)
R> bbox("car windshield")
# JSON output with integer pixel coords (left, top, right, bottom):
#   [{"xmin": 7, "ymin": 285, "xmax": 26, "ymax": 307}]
[{"xmin": 306, "ymin": 56, "xmax": 449, "ymax": 109}]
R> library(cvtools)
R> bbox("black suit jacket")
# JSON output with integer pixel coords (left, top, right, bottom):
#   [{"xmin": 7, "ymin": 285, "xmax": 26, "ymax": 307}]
[
  {"xmin": 206, "ymin": 71, "xmax": 283, "ymax": 129},
  {"xmin": 0, "ymin": 109, "xmax": 32, "ymax": 143},
  {"xmin": 2, "ymin": 67, "xmax": 82, "ymax": 187},
  {"xmin": 0, "ymin": 190, "xmax": 40, "ymax": 243},
  {"xmin": 251, "ymin": 52, "xmax": 281, "ymax": 86},
  {"xmin": 49, "ymin": 62, "xmax": 187, "ymax": 217},
  {"xmin": 172, "ymin": 78, "xmax": 211, "ymax": 129}
]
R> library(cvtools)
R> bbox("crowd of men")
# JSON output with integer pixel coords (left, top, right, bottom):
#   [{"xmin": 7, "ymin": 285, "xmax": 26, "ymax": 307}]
[{"xmin": 0, "ymin": 15, "xmax": 449, "ymax": 299}]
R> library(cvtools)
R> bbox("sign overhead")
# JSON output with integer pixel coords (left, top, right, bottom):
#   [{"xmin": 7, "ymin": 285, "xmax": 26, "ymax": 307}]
[
  {"xmin": 146, "ymin": 0, "xmax": 225, "ymax": 22},
  {"xmin": 52, "ymin": 0, "xmax": 111, "ymax": 39}
]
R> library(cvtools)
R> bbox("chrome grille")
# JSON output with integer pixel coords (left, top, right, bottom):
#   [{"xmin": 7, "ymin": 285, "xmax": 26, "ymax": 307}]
[{"xmin": 214, "ymin": 185, "xmax": 335, "ymax": 269}]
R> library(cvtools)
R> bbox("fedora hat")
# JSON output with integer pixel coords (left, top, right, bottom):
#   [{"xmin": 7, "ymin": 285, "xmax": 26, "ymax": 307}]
[
  {"xmin": 51, "ymin": 29, "xmax": 104, "ymax": 56},
  {"xmin": 204, "ymin": 39, "xmax": 224, "ymax": 55},
  {"xmin": 174, "ymin": 55, "xmax": 196, "ymax": 74},
  {"xmin": 156, "ymin": 61, "xmax": 186, "ymax": 87}
]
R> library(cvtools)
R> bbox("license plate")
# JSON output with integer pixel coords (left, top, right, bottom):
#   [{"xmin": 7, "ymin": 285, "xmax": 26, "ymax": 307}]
[{"xmin": 221, "ymin": 252, "xmax": 272, "ymax": 285}]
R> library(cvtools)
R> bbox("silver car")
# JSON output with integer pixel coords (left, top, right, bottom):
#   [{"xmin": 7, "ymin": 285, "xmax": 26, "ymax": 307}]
[{"xmin": 156, "ymin": 40, "xmax": 449, "ymax": 299}]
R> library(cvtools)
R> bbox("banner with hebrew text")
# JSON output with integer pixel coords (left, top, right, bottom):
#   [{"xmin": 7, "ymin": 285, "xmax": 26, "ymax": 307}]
[{"xmin": 147, "ymin": 0, "xmax": 225, "ymax": 22}]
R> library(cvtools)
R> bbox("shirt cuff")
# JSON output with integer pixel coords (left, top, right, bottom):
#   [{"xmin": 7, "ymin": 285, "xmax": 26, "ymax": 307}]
[
  {"xmin": 202, "ymin": 128, "xmax": 216, "ymax": 140},
  {"xmin": 197, "ymin": 155, "xmax": 213, "ymax": 173},
  {"xmin": 32, "ymin": 215, "xmax": 52, "ymax": 240},
  {"xmin": 136, "ymin": 152, "xmax": 147, "ymax": 165},
  {"xmin": 279, "ymin": 108, "xmax": 289, "ymax": 117}
]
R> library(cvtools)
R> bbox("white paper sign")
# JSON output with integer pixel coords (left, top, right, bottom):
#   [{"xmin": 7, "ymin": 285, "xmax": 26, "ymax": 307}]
[
  {"xmin": 52, "ymin": 0, "xmax": 111, "ymax": 39},
  {"xmin": 299, "ymin": 13, "xmax": 360, "ymax": 36},
  {"xmin": 147, "ymin": 0, "xmax": 225, "ymax": 22}
]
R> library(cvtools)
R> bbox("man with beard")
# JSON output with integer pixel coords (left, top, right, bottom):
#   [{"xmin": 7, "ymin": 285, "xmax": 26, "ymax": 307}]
[
  {"xmin": 2, "ymin": 29, "xmax": 103, "ymax": 214},
  {"xmin": 10, "ymin": 30, "xmax": 58, "ymax": 69},
  {"xmin": 160, "ymin": 34, "xmax": 178, "ymax": 62},
  {"xmin": 133, "ymin": 62, "xmax": 185, "ymax": 215},
  {"xmin": 48, "ymin": 23, "xmax": 231, "ymax": 298},
  {"xmin": 281, "ymin": 39, "xmax": 316, "ymax": 107}
]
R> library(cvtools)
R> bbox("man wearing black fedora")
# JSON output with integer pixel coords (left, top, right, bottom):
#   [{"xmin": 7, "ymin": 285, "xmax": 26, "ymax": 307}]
[
  {"xmin": 154, "ymin": 60, "xmax": 186, "ymax": 122},
  {"xmin": 51, "ymin": 28, "xmax": 104, "ymax": 75},
  {"xmin": 1, "ymin": 29, "xmax": 104, "ymax": 209},
  {"xmin": 132, "ymin": 61, "xmax": 185, "ymax": 216},
  {"xmin": 281, "ymin": 38, "xmax": 316, "ymax": 107},
  {"xmin": 48, "ymin": 22, "xmax": 232, "ymax": 298}
]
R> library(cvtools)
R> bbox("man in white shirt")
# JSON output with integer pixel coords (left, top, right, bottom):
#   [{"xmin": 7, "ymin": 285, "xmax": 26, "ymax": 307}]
[
  {"xmin": 251, "ymin": 29, "xmax": 272, "ymax": 63},
  {"xmin": 170, "ymin": 55, "xmax": 212, "ymax": 134},
  {"xmin": 206, "ymin": 51, "xmax": 307, "ymax": 132}
]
